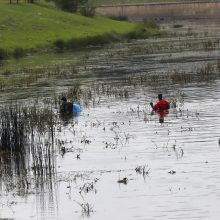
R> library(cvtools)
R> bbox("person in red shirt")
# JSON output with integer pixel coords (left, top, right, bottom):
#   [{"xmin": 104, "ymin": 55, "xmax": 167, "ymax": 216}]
[
  {"xmin": 150, "ymin": 94, "xmax": 170, "ymax": 123},
  {"xmin": 150, "ymin": 94, "xmax": 170, "ymax": 111}
]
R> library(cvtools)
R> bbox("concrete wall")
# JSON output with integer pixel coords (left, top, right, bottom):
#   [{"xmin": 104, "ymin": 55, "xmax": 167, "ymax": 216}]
[{"xmin": 95, "ymin": 2, "xmax": 220, "ymax": 21}]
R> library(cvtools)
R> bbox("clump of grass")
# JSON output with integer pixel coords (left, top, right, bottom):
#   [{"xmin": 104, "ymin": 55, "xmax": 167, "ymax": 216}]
[
  {"xmin": 125, "ymin": 24, "xmax": 147, "ymax": 39},
  {"xmin": 0, "ymin": 102, "xmax": 58, "ymax": 182},
  {"xmin": 54, "ymin": 39, "xmax": 65, "ymax": 52},
  {"xmin": 135, "ymin": 165, "xmax": 150, "ymax": 176},
  {"xmin": 170, "ymin": 70, "xmax": 193, "ymax": 84},
  {"xmin": 80, "ymin": 202, "xmax": 94, "ymax": 217},
  {"xmin": 217, "ymin": 59, "xmax": 220, "ymax": 72},
  {"xmin": 173, "ymin": 24, "xmax": 183, "ymax": 28},
  {"xmin": 196, "ymin": 63, "xmax": 214, "ymax": 80},
  {"xmin": 143, "ymin": 20, "xmax": 159, "ymax": 29},
  {"xmin": 65, "ymin": 33, "xmax": 121, "ymax": 49},
  {"xmin": 79, "ymin": 2, "xmax": 96, "ymax": 17},
  {"xmin": 13, "ymin": 47, "xmax": 26, "ymax": 59},
  {"xmin": 117, "ymin": 177, "xmax": 128, "ymax": 184},
  {"xmin": 60, "ymin": 81, "xmax": 82, "ymax": 102},
  {"xmin": 108, "ymin": 15, "xmax": 128, "ymax": 21},
  {"xmin": 0, "ymin": 103, "xmax": 57, "ymax": 152},
  {"xmin": 0, "ymin": 106, "xmax": 27, "ymax": 152},
  {"xmin": 1, "ymin": 69, "xmax": 13, "ymax": 76},
  {"xmin": 0, "ymin": 48, "xmax": 8, "ymax": 61},
  {"xmin": 79, "ymin": 179, "xmax": 98, "ymax": 194}
]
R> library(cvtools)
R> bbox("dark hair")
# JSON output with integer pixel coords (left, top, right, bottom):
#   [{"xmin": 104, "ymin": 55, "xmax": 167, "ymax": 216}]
[
  {"xmin": 158, "ymin": 94, "xmax": 162, "ymax": 100},
  {"xmin": 61, "ymin": 96, "xmax": 67, "ymax": 102}
]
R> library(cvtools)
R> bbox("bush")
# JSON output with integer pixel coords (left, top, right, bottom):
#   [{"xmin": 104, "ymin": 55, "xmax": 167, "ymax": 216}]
[
  {"xmin": 108, "ymin": 15, "xmax": 128, "ymax": 21},
  {"xmin": 54, "ymin": 0, "xmax": 79, "ymax": 12},
  {"xmin": 13, "ymin": 47, "xmax": 25, "ymax": 59},
  {"xmin": 54, "ymin": 39, "xmax": 65, "ymax": 52},
  {"xmin": 0, "ymin": 48, "xmax": 8, "ymax": 61},
  {"xmin": 125, "ymin": 24, "xmax": 146, "ymax": 39},
  {"xmin": 79, "ymin": 3, "xmax": 95, "ymax": 17},
  {"xmin": 66, "ymin": 33, "xmax": 120, "ymax": 49},
  {"xmin": 143, "ymin": 20, "xmax": 159, "ymax": 29}
]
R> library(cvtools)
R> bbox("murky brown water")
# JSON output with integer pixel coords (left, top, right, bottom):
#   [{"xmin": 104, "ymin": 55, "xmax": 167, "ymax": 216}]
[{"xmin": 0, "ymin": 20, "xmax": 220, "ymax": 220}]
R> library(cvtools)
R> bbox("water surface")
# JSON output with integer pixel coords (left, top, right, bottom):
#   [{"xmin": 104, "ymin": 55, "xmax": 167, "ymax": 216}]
[{"xmin": 0, "ymin": 19, "xmax": 220, "ymax": 220}]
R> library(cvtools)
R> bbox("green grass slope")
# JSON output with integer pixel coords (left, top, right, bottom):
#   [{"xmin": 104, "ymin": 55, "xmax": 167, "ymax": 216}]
[{"xmin": 0, "ymin": 2, "xmax": 137, "ymax": 54}]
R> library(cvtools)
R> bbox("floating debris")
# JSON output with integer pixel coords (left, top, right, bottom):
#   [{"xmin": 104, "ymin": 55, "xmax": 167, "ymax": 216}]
[{"xmin": 117, "ymin": 177, "xmax": 128, "ymax": 184}]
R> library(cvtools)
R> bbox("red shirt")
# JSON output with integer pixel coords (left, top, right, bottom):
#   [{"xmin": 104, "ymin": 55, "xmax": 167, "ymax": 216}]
[{"xmin": 152, "ymin": 99, "xmax": 170, "ymax": 111}]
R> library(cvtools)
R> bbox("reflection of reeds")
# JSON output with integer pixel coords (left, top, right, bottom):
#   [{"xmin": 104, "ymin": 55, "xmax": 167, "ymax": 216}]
[
  {"xmin": 80, "ymin": 202, "xmax": 94, "ymax": 217},
  {"xmin": 0, "ymin": 106, "xmax": 27, "ymax": 152},
  {"xmin": 217, "ymin": 60, "xmax": 220, "ymax": 72},
  {"xmin": 0, "ymin": 103, "xmax": 57, "ymax": 195}
]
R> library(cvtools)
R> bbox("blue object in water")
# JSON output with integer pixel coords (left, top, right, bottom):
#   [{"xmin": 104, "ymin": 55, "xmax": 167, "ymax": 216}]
[{"xmin": 72, "ymin": 103, "xmax": 81, "ymax": 113}]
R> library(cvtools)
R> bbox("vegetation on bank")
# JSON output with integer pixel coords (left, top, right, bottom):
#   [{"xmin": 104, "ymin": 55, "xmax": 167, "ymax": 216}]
[{"xmin": 0, "ymin": 2, "xmax": 161, "ymax": 60}]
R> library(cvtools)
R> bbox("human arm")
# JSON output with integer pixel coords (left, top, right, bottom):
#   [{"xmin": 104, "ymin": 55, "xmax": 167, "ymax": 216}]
[{"xmin": 151, "ymin": 102, "xmax": 159, "ymax": 111}]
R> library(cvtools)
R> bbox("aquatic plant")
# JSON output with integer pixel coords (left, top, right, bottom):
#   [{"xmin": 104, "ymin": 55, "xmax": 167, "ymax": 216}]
[
  {"xmin": 0, "ymin": 106, "xmax": 27, "ymax": 152},
  {"xmin": 79, "ymin": 179, "xmax": 98, "ymax": 194},
  {"xmin": 217, "ymin": 60, "xmax": 220, "ymax": 72},
  {"xmin": 0, "ymin": 101, "xmax": 58, "ymax": 200},
  {"xmin": 117, "ymin": 177, "xmax": 128, "ymax": 184},
  {"xmin": 80, "ymin": 202, "xmax": 94, "ymax": 217},
  {"xmin": 135, "ymin": 165, "xmax": 150, "ymax": 177},
  {"xmin": 0, "ymin": 103, "xmax": 57, "ymax": 176},
  {"xmin": 173, "ymin": 24, "xmax": 183, "ymax": 28}
]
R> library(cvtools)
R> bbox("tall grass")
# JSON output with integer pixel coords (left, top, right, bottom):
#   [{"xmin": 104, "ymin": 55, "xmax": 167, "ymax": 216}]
[{"xmin": 0, "ymin": 103, "xmax": 57, "ymax": 195}]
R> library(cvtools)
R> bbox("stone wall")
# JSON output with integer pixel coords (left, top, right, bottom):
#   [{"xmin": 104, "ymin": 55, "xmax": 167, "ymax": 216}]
[{"xmin": 95, "ymin": 2, "xmax": 220, "ymax": 21}]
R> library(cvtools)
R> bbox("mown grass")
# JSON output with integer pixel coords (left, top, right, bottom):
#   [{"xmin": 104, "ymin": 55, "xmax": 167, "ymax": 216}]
[{"xmin": 0, "ymin": 2, "xmax": 145, "ymax": 57}]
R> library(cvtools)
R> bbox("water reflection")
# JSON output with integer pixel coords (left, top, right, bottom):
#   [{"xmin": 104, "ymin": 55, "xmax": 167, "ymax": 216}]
[
  {"xmin": 59, "ymin": 107, "xmax": 81, "ymax": 125},
  {"xmin": 151, "ymin": 109, "xmax": 169, "ymax": 123}
]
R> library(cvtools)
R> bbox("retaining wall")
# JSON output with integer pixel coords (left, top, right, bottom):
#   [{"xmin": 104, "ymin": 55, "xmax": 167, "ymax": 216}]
[{"xmin": 95, "ymin": 2, "xmax": 220, "ymax": 20}]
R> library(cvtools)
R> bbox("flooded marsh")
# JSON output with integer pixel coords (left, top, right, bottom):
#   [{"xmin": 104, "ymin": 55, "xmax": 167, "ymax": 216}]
[{"xmin": 0, "ymin": 20, "xmax": 220, "ymax": 220}]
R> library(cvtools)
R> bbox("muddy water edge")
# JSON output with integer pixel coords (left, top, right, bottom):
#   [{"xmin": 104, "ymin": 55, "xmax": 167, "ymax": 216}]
[{"xmin": 0, "ymin": 19, "xmax": 220, "ymax": 220}]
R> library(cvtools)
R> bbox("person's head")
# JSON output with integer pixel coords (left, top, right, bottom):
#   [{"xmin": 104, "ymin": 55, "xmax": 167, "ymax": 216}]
[
  {"xmin": 158, "ymin": 94, "xmax": 163, "ymax": 100},
  {"xmin": 61, "ymin": 96, "xmax": 67, "ymax": 102}
]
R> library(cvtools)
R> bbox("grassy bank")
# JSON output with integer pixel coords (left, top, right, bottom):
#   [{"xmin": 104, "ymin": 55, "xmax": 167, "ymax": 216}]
[{"xmin": 0, "ymin": 2, "xmax": 160, "ymax": 59}]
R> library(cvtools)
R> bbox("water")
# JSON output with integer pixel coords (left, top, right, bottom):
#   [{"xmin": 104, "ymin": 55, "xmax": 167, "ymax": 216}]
[{"xmin": 0, "ymin": 20, "xmax": 220, "ymax": 220}]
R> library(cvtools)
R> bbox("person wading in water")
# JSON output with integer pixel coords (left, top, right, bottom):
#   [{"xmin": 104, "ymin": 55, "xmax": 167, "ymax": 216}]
[
  {"xmin": 60, "ymin": 96, "xmax": 73, "ymax": 115},
  {"xmin": 150, "ymin": 94, "xmax": 170, "ymax": 123}
]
